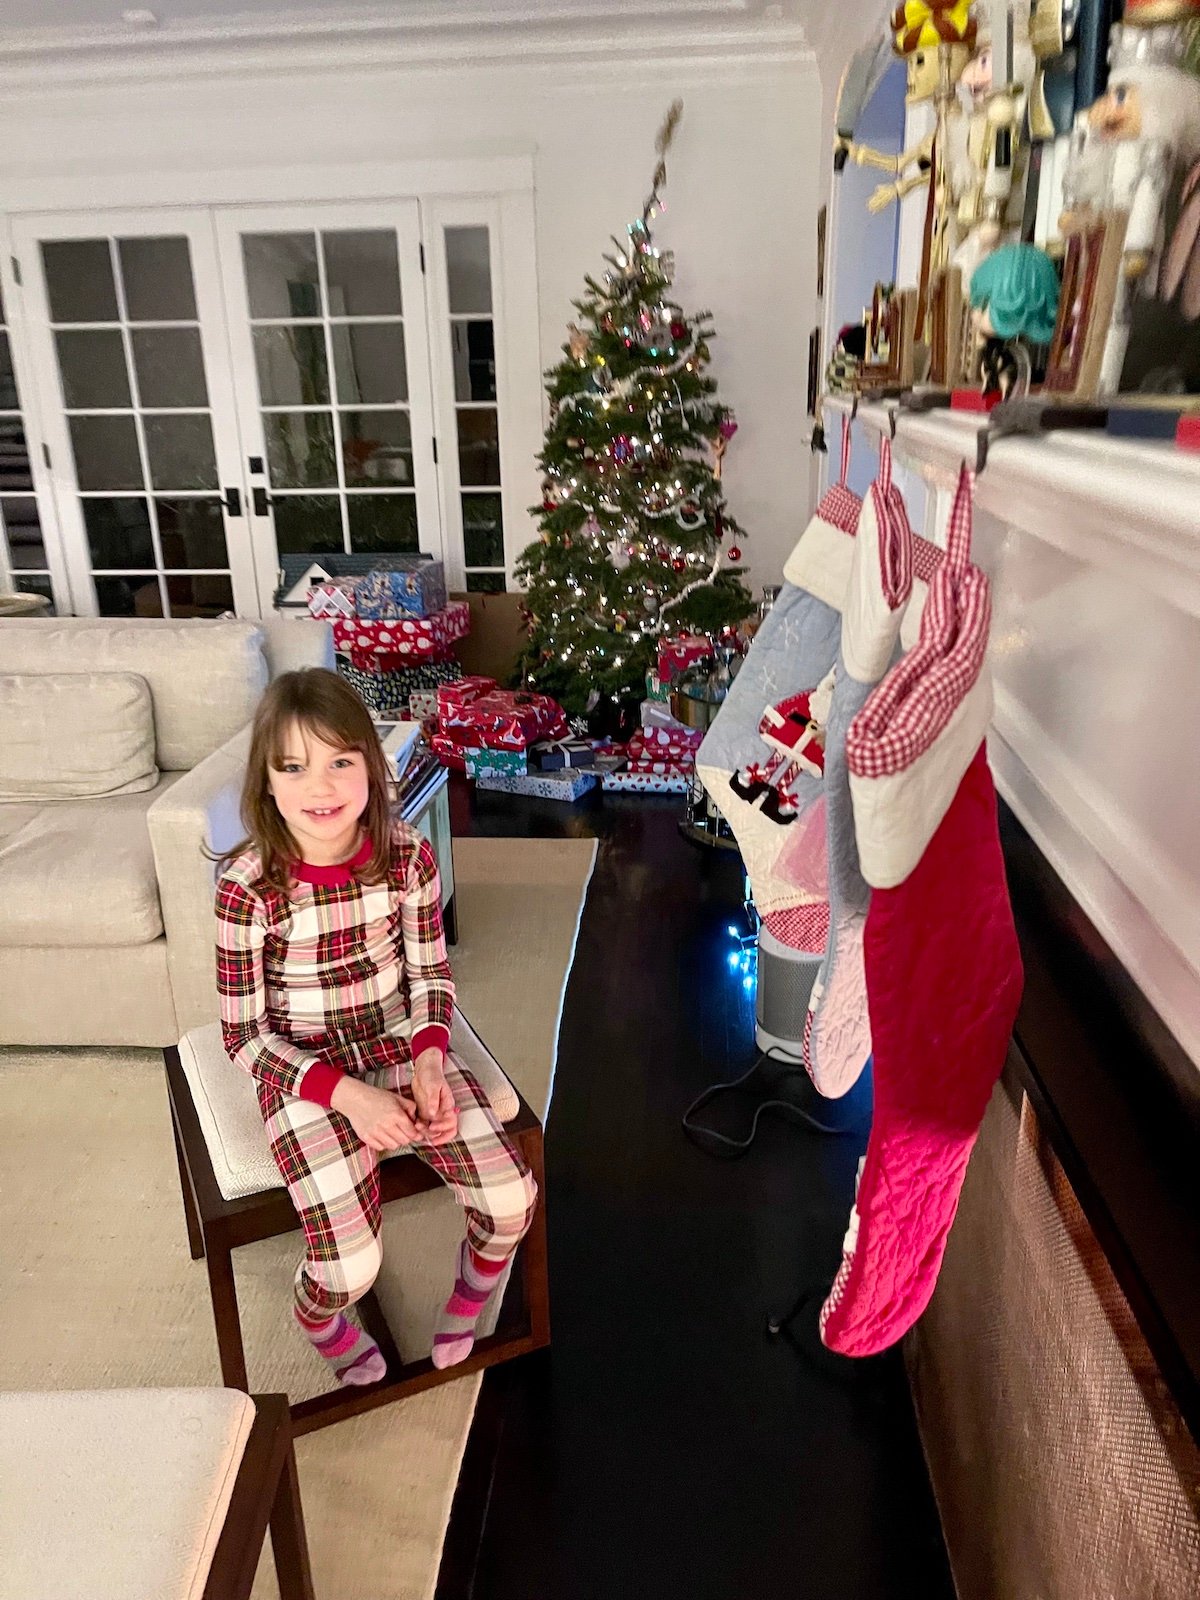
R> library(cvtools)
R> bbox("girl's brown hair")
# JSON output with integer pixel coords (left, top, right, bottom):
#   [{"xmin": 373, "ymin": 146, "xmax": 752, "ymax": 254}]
[{"xmin": 215, "ymin": 668, "xmax": 392, "ymax": 893}]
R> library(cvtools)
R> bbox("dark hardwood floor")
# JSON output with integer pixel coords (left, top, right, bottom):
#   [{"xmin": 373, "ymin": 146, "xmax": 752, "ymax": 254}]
[{"xmin": 438, "ymin": 779, "xmax": 955, "ymax": 1600}]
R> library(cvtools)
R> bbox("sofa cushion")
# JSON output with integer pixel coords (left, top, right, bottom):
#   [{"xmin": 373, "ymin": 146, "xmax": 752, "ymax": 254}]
[
  {"xmin": 0, "ymin": 1387, "xmax": 255, "ymax": 1600},
  {"xmin": 0, "ymin": 774, "xmax": 181, "ymax": 946},
  {"xmin": 0, "ymin": 618, "xmax": 269, "ymax": 771},
  {"xmin": 0, "ymin": 671, "xmax": 158, "ymax": 800}
]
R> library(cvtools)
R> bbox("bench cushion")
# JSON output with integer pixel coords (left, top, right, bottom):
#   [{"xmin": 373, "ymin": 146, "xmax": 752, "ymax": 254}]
[
  {"xmin": 179, "ymin": 1014, "xmax": 520, "ymax": 1200},
  {"xmin": 0, "ymin": 1387, "xmax": 254, "ymax": 1600}
]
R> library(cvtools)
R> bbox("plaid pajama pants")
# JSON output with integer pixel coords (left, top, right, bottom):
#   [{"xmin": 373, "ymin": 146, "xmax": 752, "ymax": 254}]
[{"xmin": 260, "ymin": 1045, "xmax": 538, "ymax": 1324}]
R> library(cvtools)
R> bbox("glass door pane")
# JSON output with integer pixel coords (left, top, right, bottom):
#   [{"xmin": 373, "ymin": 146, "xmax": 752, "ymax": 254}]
[
  {"xmin": 0, "ymin": 279, "xmax": 59, "ymax": 611},
  {"xmin": 216, "ymin": 204, "xmax": 440, "ymax": 601},
  {"xmin": 12, "ymin": 211, "xmax": 259, "ymax": 617},
  {"xmin": 444, "ymin": 226, "xmax": 505, "ymax": 592}
]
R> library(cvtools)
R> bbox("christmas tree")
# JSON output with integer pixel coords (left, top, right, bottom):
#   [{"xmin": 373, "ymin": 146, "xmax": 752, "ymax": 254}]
[{"xmin": 516, "ymin": 101, "xmax": 753, "ymax": 719}]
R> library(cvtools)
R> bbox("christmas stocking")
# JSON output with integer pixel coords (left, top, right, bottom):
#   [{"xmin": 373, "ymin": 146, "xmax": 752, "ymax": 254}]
[
  {"xmin": 820, "ymin": 464, "xmax": 1023, "ymax": 1357},
  {"xmin": 697, "ymin": 420, "xmax": 859, "ymax": 951},
  {"xmin": 803, "ymin": 438, "xmax": 912, "ymax": 1099}
]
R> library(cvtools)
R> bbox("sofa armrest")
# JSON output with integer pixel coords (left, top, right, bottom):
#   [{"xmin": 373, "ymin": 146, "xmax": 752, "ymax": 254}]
[{"xmin": 147, "ymin": 725, "xmax": 251, "ymax": 1038}]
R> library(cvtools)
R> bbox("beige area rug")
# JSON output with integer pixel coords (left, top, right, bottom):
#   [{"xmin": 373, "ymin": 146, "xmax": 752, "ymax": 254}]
[{"xmin": 0, "ymin": 835, "xmax": 596, "ymax": 1600}]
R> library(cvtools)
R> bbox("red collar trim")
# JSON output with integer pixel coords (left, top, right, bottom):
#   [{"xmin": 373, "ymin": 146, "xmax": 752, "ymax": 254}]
[{"xmin": 290, "ymin": 833, "xmax": 372, "ymax": 887}]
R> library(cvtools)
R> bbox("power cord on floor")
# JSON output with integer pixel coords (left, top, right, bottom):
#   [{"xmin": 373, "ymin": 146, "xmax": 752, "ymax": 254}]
[{"xmin": 681, "ymin": 1050, "xmax": 859, "ymax": 1158}]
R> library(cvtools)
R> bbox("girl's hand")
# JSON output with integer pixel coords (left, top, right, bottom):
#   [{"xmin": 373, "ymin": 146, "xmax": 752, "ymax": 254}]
[
  {"xmin": 331, "ymin": 1077, "xmax": 423, "ymax": 1154},
  {"xmin": 411, "ymin": 1051, "xmax": 459, "ymax": 1147}
]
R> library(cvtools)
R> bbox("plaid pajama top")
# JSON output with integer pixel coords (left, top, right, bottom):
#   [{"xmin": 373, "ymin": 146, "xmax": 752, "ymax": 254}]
[{"xmin": 216, "ymin": 821, "xmax": 454, "ymax": 1109}]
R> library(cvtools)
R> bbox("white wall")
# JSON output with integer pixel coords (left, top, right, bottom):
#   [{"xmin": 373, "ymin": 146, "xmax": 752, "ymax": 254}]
[{"xmin": 0, "ymin": 49, "xmax": 822, "ymax": 587}]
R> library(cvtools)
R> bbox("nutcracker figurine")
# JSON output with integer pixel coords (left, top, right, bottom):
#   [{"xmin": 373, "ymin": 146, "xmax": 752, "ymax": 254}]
[{"xmin": 1059, "ymin": 0, "xmax": 1200, "ymax": 391}]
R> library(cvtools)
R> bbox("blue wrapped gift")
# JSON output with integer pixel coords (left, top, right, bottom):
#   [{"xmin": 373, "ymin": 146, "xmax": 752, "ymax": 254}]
[
  {"xmin": 354, "ymin": 558, "xmax": 448, "ymax": 620},
  {"xmin": 533, "ymin": 737, "xmax": 596, "ymax": 772}
]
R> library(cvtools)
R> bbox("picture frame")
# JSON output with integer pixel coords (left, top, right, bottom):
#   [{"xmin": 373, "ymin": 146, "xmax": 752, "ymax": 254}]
[
  {"xmin": 859, "ymin": 286, "xmax": 920, "ymax": 391},
  {"xmin": 928, "ymin": 266, "xmax": 970, "ymax": 388},
  {"xmin": 1044, "ymin": 212, "xmax": 1127, "ymax": 399}
]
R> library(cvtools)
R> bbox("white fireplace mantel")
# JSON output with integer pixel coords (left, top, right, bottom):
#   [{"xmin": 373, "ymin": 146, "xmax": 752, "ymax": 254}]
[{"xmin": 826, "ymin": 395, "xmax": 1200, "ymax": 1070}]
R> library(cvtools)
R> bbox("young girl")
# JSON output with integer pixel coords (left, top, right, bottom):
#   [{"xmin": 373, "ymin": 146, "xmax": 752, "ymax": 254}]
[{"xmin": 215, "ymin": 667, "xmax": 538, "ymax": 1386}]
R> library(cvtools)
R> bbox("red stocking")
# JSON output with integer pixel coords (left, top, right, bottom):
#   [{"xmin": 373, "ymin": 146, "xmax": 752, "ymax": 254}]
[{"xmin": 819, "ymin": 465, "xmax": 1023, "ymax": 1357}]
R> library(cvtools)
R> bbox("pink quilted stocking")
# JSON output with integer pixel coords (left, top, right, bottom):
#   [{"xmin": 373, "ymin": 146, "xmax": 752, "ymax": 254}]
[{"xmin": 819, "ymin": 465, "xmax": 1023, "ymax": 1357}]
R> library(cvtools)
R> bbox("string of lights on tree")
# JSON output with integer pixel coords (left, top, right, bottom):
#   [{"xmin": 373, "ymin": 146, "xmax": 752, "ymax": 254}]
[{"xmin": 516, "ymin": 100, "xmax": 753, "ymax": 717}]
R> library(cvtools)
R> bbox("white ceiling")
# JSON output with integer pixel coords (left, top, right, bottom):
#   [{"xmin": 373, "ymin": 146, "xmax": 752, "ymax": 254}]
[
  {"xmin": 0, "ymin": 0, "xmax": 880, "ymax": 79},
  {"xmin": 4, "ymin": 0, "xmax": 793, "ymax": 35}
]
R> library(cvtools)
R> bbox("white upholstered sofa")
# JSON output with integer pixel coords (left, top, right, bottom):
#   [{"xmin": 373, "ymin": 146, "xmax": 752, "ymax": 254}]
[{"xmin": 0, "ymin": 617, "xmax": 332, "ymax": 1048}]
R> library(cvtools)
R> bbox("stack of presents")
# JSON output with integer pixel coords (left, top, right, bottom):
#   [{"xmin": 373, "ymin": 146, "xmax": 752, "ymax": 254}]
[
  {"xmin": 282, "ymin": 555, "xmax": 471, "ymax": 717},
  {"xmin": 428, "ymin": 676, "xmax": 704, "ymax": 801},
  {"xmin": 281, "ymin": 558, "xmax": 711, "ymax": 803}
]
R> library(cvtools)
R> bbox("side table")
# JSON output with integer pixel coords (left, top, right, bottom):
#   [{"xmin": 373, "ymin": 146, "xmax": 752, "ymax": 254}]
[{"xmin": 396, "ymin": 762, "xmax": 458, "ymax": 944}]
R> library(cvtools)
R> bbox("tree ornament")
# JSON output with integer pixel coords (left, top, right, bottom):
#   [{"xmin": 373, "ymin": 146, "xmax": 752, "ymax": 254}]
[
  {"xmin": 670, "ymin": 318, "xmax": 687, "ymax": 339},
  {"xmin": 672, "ymin": 556, "xmax": 686, "ymax": 572},
  {"xmin": 612, "ymin": 434, "xmax": 633, "ymax": 463},
  {"xmin": 719, "ymin": 411, "xmax": 739, "ymax": 441},
  {"xmin": 676, "ymin": 499, "xmax": 705, "ymax": 531},
  {"xmin": 727, "ymin": 545, "xmax": 743, "ymax": 562},
  {"xmin": 567, "ymin": 323, "xmax": 591, "ymax": 362},
  {"xmin": 608, "ymin": 539, "xmax": 631, "ymax": 571}
]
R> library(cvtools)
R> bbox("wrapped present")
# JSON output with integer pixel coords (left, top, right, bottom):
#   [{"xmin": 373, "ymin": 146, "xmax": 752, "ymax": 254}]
[
  {"xmin": 602, "ymin": 770, "xmax": 691, "ymax": 794},
  {"xmin": 657, "ymin": 632, "xmax": 712, "ymax": 685},
  {"xmin": 346, "ymin": 650, "xmax": 461, "ymax": 681},
  {"xmin": 338, "ymin": 657, "xmax": 461, "ymax": 716},
  {"xmin": 437, "ymin": 677, "xmax": 496, "ymax": 716},
  {"xmin": 307, "ymin": 578, "xmax": 360, "ymax": 619},
  {"xmin": 440, "ymin": 688, "xmax": 568, "ymax": 750},
  {"xmin": 628, "ymin": 759, "xmax": 694, "ymax": 777},
  {"xmin": 431, "ymin": 733, "xmax": 469, "ymax": 772},
  {"xmin": 532, "ymin": 737, "xmax": 596, "ymax": 772},
  {"xmin": 645, "ymin": 670, "xmax": 671, "ymax": 704},
  {"xmin": 332, "ymin": 600, "xmax": 471, "ymax": 660},
  {"xmin": 477, "ymin": 768, "xmax": 597, "ymax": 803},
  {"xmin": 464, "ymin": 747, "xmax": 528, "ymax": 779},
  {"xmin": 338, "ymin": 663, "xmax": 411, "ymax": 716},
  {"xmin": 353, "ymin": 559, "xmax": 448, "ymax": 620},
  {"xmin": 408, "ymin": 689, "xmax": 440, "ymax": 722}
]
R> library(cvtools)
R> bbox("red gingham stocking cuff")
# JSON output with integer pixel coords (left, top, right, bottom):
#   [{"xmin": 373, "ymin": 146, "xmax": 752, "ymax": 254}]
[
  {"xmin": 297, "ymin": 1060, "xmax": 346, "ymax": 1108},
  {"xmin": 411, "ymin": 1024, "xmax": 450, "ymax": 1063}
]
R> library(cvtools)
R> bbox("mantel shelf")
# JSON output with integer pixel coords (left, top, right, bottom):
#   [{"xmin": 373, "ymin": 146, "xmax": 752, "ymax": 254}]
[{"xmin": 824, "ymin": 394, "xmax": 1200, "ymax": 618}]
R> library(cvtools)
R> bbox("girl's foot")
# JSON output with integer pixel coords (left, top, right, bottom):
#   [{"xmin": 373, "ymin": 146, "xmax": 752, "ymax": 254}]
[
  {"xmin": 432, "ymin": 1242, "xmax": 508, "ymax": 1369},
  {"xmin": 295, "ymin": 1308, "xmax": 387, "ymax": 1387}
]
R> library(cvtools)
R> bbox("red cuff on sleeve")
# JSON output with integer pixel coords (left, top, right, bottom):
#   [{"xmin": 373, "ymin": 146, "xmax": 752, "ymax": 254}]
[
  {"xmin": 411, "ymin": 1024, "xmax": 450, "ymax": 1064},
  {"xmin": 297, "ymin": 1060, "xmax": 346, "ymax": 1109}
]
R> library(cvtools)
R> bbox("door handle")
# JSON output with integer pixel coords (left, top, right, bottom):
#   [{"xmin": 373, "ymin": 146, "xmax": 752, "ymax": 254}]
[
  {"xmin": 222, "ymin": 486, "xmax": 243, "ymax": 517},
  {"xmin": 252, "ymin": 486, "xmax": 272, "ymax": 517}
]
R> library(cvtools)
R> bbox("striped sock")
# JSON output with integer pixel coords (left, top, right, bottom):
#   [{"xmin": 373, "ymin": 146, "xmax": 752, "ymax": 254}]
[
  {"xmin": 431, "ymin": 1242, "xmax": 508, "ymax": 1370},
  {"xmin": 295, "ymin": 1308, "xmax": 387, "ymax": 1388}
]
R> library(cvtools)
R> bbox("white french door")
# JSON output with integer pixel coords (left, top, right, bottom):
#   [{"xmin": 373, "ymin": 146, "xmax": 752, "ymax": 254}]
[
  {"xmin": 12, "ymin": 209, "xmax": 259, "ymax": 618},
  {"xmin": 214, "ymin": 201, "xmax": 439, "ymax": 608},
  {"xmin": 8, "ymin": 189, "xmax": 539, "ymax": 617}
]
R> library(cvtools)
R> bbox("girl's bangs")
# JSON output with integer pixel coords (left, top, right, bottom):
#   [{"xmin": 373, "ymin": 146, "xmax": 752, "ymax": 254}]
[{"xmin": 266, "ymin": 712, "xmax": 365, "ymax": 770}]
